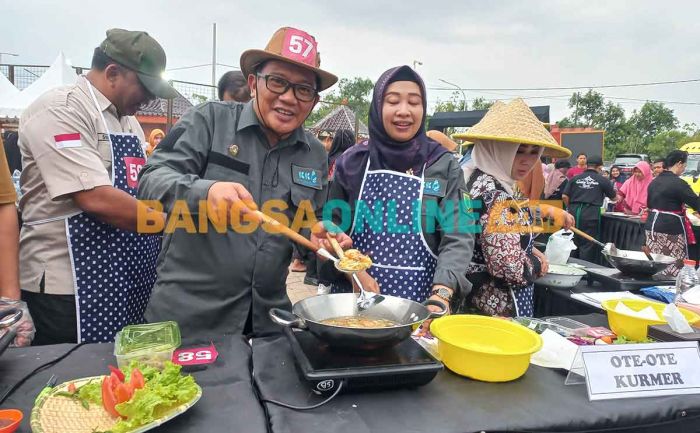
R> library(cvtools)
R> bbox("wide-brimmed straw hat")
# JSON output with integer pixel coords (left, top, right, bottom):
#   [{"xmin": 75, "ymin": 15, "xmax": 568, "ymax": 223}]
[
  {"xmin": 454, "ymin": 99, "xmax": 571, "ymax": 158},
  {"xmin": 240, "ymin": 27, "xmax": 338, "ymax": 92}
]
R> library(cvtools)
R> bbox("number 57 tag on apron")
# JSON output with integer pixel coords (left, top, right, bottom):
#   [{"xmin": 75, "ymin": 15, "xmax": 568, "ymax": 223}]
[{"xmin": 172, "ymin": 343, "xmax": 219, "ymax": 366}]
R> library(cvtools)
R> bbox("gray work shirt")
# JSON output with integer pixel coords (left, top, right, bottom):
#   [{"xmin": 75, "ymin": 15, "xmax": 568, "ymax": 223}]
[{"xmin": 138, "ymin": 101, "xmax": 328, "ymax": 337}]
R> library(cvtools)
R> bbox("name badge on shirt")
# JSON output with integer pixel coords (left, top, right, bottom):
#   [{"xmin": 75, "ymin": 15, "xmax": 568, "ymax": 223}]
[
  {"xmin": 97, "ymin": 133, "xmax": 110, "ymax": 142},
  {"xmin": 292, "ymin": 164, "xmax": 322, "ymax": 190},
  {"xmin": 423, "ymin": 178, "xmax": 446, "ymax": 197}
]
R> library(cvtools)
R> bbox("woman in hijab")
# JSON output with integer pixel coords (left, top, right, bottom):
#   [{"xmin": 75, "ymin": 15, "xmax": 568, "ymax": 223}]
[
  {"xmin": 327, "ymin": 129, "xmax": 355, "ymax": 181},
  {"xmin": 317, "ymin": 65, "xmax": 473, "ymax": 314},
  {"xmin": 517, "ymin": 160, "xmax": 545, "ymax": 200},
  {"xmin": 617, "ymin": 161, "xmax": 653, "ymax": 215},
  {"xmin": 608, "ymin": 165, "xmax": 626, "ymax": 212},
  {"xmin": 461, "ymin": 99, "xmax": 574, "ymax": 317},
  {"xmin": 544, "ymin": 159, "xmax": 571, "ymax": 200},
  {"xmin": 146, "ymin": 129, "xmax": 165, "ymax": 157}
]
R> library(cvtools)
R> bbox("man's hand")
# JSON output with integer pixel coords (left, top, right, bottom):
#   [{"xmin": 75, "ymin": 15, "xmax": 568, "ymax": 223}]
[
  {"xmin": 350, "ymin": 270, "xmax": 380, "ymax": 294},
  {"xmin": 532, "ymin": 248, "xmax": 549, "ymax": 277},
  {"xmin": 206, "ymin": 182, "xmax": 257, "ymax": 223},
  {"xmin": 310, "ymin": 221, "xmax": 352, "ymax": 257}
]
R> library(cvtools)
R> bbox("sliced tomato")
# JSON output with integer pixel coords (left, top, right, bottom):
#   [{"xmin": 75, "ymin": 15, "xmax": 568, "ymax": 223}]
[
  {"xmin": 114, "ymin": 382, "xmax": 135, "ymax": 405},
  {"xmin": 130, "ymin": 368, "xmax": 145, "ymax": 390},
  {"xmin": 101, "ymin": 376, "xmax": 120, "ymax": 418},
  {"xmin": 67, "ymin": 382, "xmax": 77, "ymax": 393},
  {"xmin": 108, "ymin": 365, "xmax": 125, "ymax": 382}
]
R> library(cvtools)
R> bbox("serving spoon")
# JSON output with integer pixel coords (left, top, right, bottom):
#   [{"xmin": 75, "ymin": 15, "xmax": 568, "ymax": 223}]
[{"xmin": 325, "ymin": 234, "xmax": 385, "ymax": 311}]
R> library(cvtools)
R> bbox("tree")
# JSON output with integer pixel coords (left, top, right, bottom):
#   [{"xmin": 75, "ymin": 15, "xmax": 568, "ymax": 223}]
[
  {"xmin": 305, "ymin": 77, "xmax": 374, "ymax": 127},
  {"xmin": 557, "ymin": 90, "xmax": 629, "ymax": 159},
  {"xmin": 471, "ymin": 97, "xmax": 495, "ymax": 111},
  {"xmin": 432, "ymin": 91, "xmax": 463, "ymax": 113},
  {"xmin": 628, "ymin": 101, "xmax": 678, "ymax": 143}
]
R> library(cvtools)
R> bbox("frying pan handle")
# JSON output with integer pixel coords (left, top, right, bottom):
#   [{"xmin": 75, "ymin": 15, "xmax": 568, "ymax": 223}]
[
  {"xmin": 0, "ymin": 307, "xmax": 22, "ymax": 328},
  {"xmin": 423, "ymin": 299, "xmax": 448, "ymax": 319},
  {"xmin": 268, "ymin": 308, "xmax": 307, "ymax": 329}
]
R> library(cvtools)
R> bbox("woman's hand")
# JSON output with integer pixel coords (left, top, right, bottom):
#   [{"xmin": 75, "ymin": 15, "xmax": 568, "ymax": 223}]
[
  {"xmin": 310, "ymin": 221, "xmax": 352, "ymax": 258},
  {"xmin": 539, "ymin": 204, "xmax": 575, "ymax": 230},
  {"xmin": 350, "ymin": 270, "xmax": 380, "ymax": 294},
  {"xmin": 532, "ymin": 248, "xmax": 549, "ymax": 277},
  {"xmin": 416, "ymin": 288, "xmax": 452, "ymax": 337}
]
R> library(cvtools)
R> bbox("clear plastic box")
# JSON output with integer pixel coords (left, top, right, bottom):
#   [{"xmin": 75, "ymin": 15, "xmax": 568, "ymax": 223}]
[{"xmin": 114, "ymin": 321, "xmax": 181, "ymax": 370}]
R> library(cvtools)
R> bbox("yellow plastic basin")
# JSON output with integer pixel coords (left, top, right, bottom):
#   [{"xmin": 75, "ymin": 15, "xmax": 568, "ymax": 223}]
[
  {"xmin": 430, "ymin": 315, "xmax": 543, "ymax": 382},
  {"xmin": 601, "ymin": 299, "xmax": 700, "ymax": 341}
]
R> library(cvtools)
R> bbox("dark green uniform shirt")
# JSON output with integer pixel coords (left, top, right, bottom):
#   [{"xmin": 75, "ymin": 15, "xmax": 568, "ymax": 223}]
[{"xmin": 138, "ymin": 101, "xmax": 328, "ymax": 337}]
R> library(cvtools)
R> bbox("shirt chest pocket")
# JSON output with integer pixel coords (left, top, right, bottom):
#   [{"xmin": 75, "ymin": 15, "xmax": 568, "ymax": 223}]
[
  {"xmin": 202, "ymin": 151, "xmax": 250, "ymax": 188},
  {"xmin": 289, "ymin": 184, "xmax": 320, "ymax": 217}
]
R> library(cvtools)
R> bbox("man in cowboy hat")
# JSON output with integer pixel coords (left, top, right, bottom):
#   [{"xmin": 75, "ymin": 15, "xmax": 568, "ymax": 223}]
[{"xmin": 138, "ymin": 27, "xmax": 346, "ymax": 337}]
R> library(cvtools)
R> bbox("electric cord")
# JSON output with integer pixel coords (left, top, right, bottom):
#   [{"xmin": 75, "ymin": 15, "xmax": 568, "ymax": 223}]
[
  {"xmin": 259, "ymin": 379, "xmax": 346, "ymax": 411},
  {"xmin": 0, "ymin": 342, "xmax": 86, "ymax": 405}
]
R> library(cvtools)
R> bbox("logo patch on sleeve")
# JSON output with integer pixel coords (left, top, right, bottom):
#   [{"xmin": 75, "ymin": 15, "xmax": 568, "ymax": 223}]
[{"xmin": 423, "ymin": 178, "xmax": 446, "ymax": 197}]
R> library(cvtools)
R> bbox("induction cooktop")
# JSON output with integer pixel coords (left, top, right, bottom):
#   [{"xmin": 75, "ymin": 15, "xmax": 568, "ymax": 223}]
[
  {"xmin": 586, "ymin": 266, "xmax": 675, "ymax": 291},
  {"xmin": 284, "ymin": 328, "xmax": 442, "ymax": 393}
]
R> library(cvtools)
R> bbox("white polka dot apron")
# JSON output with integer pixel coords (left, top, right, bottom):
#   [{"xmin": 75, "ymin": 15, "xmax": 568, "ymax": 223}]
[
  {"xmin": 338, "ymin": 160, "xmax": 438, "ymax": 302},
  {"xmin": 63, "ymin": 83, "xmax": 160, "ymax": 343}
]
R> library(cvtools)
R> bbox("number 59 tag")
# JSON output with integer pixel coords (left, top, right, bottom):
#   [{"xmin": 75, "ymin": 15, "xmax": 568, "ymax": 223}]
[{"xmin": 172, "ymin": 343, "xmax": 219, "ymax": 366}]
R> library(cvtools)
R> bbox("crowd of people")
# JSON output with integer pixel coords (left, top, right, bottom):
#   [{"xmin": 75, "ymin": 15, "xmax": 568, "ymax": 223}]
[
  {"xmin": 0, "ymin": 25, "xmax": 697, "ymax": 349},
  {"xmin": 540, "ymin": 150, "xmax": 699, "ymax": 275}
]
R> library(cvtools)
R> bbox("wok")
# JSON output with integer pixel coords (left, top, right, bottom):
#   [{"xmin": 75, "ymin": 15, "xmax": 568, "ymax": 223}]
[
  {"xmin": 269, "ymin": 293, "xmax": 446, "ymax": 350},
  {"xmin": 602, "ymin": 249, "xmax": 677, "ymax": 277}
]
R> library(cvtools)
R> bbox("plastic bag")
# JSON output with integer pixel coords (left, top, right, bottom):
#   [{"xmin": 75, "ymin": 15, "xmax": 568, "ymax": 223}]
[
  {"xmin": 0, "ymin": 298, "xmax": 35, "ymax": 347},
  {"xmin": 545, "ymin": 229, "xmax": 577, "ymax": 265}
]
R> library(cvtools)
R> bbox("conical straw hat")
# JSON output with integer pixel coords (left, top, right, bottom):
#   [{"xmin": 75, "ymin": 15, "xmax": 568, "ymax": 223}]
[{"xmin": 460, "ymin": 98, "xmax": 571, "ymax": 158}]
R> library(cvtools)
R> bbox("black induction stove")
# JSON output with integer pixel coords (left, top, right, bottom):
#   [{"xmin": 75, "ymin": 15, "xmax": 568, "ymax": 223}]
[
  {"xmin": 283, "ymin": 328, "xmax": 442, "ymax": 393},
  {"xmin": 586, "ymin": 266, "xmax": 675, "ymax": 291}
]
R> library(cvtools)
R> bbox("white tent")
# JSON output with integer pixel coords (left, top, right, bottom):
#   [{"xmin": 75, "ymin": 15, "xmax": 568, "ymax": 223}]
[
  {"xmin": 0, "ymin": 52, "xmax": 77, "ymax": 120},
  {"xmin": 0, "ymin": 71, "xmax": 19, "ymax": 101}
]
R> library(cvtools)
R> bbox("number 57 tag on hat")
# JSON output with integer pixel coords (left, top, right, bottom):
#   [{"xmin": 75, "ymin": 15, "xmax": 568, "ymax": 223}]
[{"xmin": 281, "ymin": 28, "xmax": 317, "ymax": 65}]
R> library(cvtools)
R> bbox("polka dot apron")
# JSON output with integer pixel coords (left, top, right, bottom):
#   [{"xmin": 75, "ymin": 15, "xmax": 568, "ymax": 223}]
[
  {"xmin": 63, "ymin": 83, "xmax": 160, "ymax": 343},
  {"xmin": 339, "ymin": 159, "xmax": 438, "ymax": 302}
]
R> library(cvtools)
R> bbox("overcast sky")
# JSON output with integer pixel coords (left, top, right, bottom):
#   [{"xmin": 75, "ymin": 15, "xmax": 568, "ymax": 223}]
[{"xmin": 3, "ymin": 0, "xmax": 700, "ymax": 125}]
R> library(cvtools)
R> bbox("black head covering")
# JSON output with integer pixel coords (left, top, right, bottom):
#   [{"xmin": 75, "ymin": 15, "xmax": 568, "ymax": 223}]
[{"xmin": 333, "ymin": 66, "xmax": 448, "ymax": 200}]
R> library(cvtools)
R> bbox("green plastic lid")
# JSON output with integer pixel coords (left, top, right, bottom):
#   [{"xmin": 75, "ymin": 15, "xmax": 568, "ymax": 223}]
[{"xmin": 115, "ymin": 321, "xmax": 181, "ymax": 355}]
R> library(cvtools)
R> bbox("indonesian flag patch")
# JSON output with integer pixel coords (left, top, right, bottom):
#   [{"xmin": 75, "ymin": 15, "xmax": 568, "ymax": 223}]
[{"xmin": 54, "ymin": 133, "xmax": 82, "ymax": 149}]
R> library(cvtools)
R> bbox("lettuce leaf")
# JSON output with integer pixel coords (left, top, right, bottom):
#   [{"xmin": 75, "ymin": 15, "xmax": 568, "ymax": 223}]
[
  {"xmin": 77, "ymin": 379, "xmax": 102, "ymax": 405},
  {"xmin": 111, "ymin": 361, "xmax": 198, "ymax": 433}
]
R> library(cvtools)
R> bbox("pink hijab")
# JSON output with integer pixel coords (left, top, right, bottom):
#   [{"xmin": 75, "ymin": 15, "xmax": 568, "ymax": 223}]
[{"xmin": 619, "ymin": 161, "xmax": 652, "ymax": 214}]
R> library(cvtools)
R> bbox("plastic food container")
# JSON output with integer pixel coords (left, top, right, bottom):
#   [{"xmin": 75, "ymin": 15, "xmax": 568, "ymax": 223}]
[
  {"xmin": 114, "ymin": 321, "xmax": 181, "ymax": 370},
  {"xmin": 601, "ymin": 299, "xmax": 700, "ymax": 341},
  {"xmin": 431, "ymin": 315, "xmax": 542, "ymax": 382}
]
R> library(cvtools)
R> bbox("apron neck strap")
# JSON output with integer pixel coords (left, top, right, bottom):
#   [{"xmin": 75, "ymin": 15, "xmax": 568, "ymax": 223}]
[{"xmin": 85, "ymin": 78, "xmax": 112, "ymax": 136}]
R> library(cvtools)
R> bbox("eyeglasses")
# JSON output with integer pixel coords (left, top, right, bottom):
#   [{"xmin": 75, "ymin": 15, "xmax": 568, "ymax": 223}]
[{"xmin": 256, "ymin": 74, "xmax": 317, "ymax": 102}]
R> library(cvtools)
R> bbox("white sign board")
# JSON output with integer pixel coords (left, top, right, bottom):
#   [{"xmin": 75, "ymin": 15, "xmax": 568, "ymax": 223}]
[{"xmin": 580, "ymin": 342, "xmax": 700, "ymax": 401}]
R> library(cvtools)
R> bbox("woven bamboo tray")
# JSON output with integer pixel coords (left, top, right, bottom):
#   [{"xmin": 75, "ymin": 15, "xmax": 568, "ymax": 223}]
[{"xmin": 30, "ymin": 376, "xmax": 202, "ymax": 433}]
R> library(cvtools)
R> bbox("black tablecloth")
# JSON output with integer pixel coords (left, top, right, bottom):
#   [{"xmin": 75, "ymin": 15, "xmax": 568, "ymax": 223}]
[
  {"xmin": 601, "ymin": 214, "xmax": 700, "ymax": 262},
  {"xmin": 252, "ymin": 329, "xmax": 700, "ymax": 433},
  {"xmin": 0, "ymin": 337, "xmax": 267, "ymax": 433},
  {"xmin": 534, "ymin": 258, "xmax": 609, "ymax": 317}
]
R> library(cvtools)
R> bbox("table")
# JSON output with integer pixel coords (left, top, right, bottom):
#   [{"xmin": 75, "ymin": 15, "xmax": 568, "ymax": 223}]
[
  {"xmin": 0, "ymin": 337, "xmax": 268, "ymax": 433},
  {"xmin": 252, "ymin": 319, "xmax": 700, "ymax": 433},
  {"xmin": 534, "ymin": 258, "xmax": 611, "ymax": 317},
  {"xmin": 600, "ymin": 214, "xmax": 700, "ymax": 262}
]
